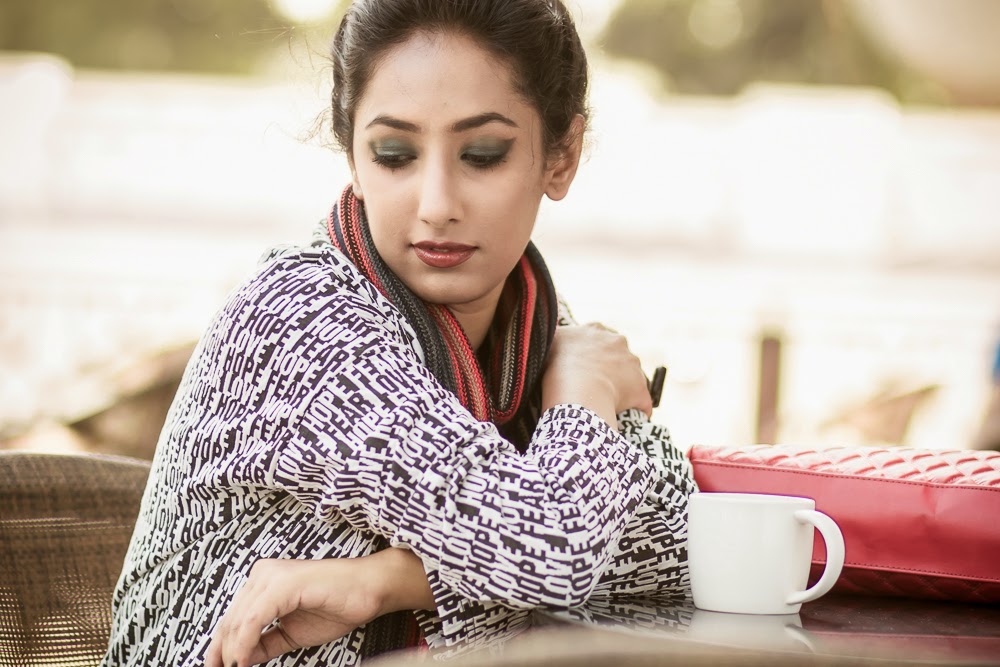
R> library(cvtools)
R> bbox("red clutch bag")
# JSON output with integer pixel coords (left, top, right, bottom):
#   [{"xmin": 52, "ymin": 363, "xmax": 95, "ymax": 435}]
[{"xmin": 687, "ymin": 444, "xmax": 1000, "ymax": 604}]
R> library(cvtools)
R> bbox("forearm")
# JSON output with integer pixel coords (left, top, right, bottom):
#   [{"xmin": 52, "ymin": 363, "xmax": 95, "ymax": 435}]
[
  {"xmin": 591, "ymin": 500, "xmax": 691, "ymax": 599},
  {"xmin": 617, "ymin": 410, "xmax": 697, "ymax": 494},
  {"xmin": 588, "ymin": 411, "xmax": 696, "ymax": 598}
]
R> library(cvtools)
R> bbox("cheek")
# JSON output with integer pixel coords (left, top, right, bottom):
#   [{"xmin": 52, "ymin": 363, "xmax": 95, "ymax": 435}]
[
  {"xmin": 354, "ymin": 168, "xmax": 405, "ymax": 237},
  {"xmin": 484, "ymin": 169, "xmax": 543, "ymax": 213},
  {"xmin": 367, "ymin": 207, "xmax": 405, "ymax": 249}
]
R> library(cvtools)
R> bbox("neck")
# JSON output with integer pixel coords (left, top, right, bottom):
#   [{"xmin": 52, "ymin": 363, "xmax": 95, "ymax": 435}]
[
  {"xmin": 447, "ymin": 283, "xmax": 504, "ymax": 350},
  {"xmin": 448, "ymin": 305, "xmax": 494, "ymax": 351}
]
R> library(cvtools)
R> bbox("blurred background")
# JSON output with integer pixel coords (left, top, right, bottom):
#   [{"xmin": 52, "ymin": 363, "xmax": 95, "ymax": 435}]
[{"xmin": 2, "ymin": 0, "xmax": 999, "ymax": 458}]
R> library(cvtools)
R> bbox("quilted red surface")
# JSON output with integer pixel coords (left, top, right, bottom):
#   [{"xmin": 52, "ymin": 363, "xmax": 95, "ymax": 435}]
[{"xmin": 687, "ymin": 444, "xmax": 1000, "ymax": 603}]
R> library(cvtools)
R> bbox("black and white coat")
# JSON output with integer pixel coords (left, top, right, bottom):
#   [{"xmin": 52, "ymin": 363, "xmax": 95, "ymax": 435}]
[{"xmin": 103, "ymin": 229, "xmax": 697, "ymax": 666}]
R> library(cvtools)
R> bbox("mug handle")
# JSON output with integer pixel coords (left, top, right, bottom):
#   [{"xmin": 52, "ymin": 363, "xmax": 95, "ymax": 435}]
[{"xmin": 786, "ymin": 509, "xmax": 845, "ymax": 605}]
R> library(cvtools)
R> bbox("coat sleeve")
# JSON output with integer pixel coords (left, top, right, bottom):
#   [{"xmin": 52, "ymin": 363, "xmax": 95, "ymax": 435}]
[
  {"xmin": 590, "ymin": 409, "xmax": 697, "ymax": 600},
  {"xmin": 201, "ymin": 254, "xmax": 665, "ymax": 643},
  {"xmin": 553, "ymin": 293, "xmax": 697, "ymax": 600}
]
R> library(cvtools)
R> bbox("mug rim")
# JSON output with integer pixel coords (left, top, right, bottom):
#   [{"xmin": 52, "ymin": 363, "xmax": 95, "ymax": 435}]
[{"xmin": 691, "ymin": 492, "xmax": 815, "ymax": 506}]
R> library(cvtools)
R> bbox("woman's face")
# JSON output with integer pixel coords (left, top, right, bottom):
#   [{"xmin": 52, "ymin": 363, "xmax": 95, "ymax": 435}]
[{"xmin": 350, "ymin": 30, "xmax": 579, "ymax": 319}]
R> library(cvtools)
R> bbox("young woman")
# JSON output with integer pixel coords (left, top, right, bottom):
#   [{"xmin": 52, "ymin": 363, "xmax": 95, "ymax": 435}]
[{"xmin": 102, "ymin": 1, "xmax": 696, "ymax": 665}]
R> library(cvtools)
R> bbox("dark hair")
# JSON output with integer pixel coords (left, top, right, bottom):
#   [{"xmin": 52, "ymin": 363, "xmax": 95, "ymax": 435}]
[{"xmin": 330, "ymin": 0, "xmax": 589, "ymax": 159}]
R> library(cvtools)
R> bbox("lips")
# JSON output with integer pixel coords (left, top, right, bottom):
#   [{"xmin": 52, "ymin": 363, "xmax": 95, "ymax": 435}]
[{"xmin": 412, "ymin": 241, "xmax": 476, "ymax": 269}]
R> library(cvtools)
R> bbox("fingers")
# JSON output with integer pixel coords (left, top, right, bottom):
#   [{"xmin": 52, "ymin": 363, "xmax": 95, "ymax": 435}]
[
  {"xmin": 587, "ymin": 323, "xmax": 654, "ymax": 415},
  {"xmin": 254, "ymin": 623, "xmax": 301, "ymax": 665},
  {"xmin": 633, "ymin": 368, "xmax": 655, "ymax": 418},
  {"xmin": 206, "ymin": 560, "xmax": 297, "ymax": 667},
  {"xmin": 588, "ymin": 321, "xmax": 617, "ymax": 334},
  {"xmin": 547, "ymin": 323, "xmax": 659, "ymax": 419}
]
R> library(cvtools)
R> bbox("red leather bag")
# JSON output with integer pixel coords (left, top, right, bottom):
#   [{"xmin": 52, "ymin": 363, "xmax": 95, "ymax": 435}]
[{"xmin": 687, "ymin": 444, "xmax": 1000, "ymax": 604}]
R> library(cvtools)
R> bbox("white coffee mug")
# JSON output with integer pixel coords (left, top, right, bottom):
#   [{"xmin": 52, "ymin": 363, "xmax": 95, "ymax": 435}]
[{"xmin": 687, "ymin": 492, "xmax": 845, "ymax": 615}]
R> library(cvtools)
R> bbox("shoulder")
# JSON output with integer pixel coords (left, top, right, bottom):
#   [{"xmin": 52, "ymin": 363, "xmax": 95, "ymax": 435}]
[
  {"xmin": 253, "ymin": 236, "xmax": 376, "ymax": 306},
  {"xmin": 214, "ymin": 230, "xmax": 415, "ymax": 348}
]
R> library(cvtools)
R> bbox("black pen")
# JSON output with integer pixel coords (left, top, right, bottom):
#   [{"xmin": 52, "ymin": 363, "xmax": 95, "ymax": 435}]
[{"xmin": 648, "ymin": 365, "xmax": 667, "ymax": 408}]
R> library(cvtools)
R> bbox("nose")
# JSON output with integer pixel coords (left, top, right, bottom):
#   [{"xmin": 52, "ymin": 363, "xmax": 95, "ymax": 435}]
[{"xmin": 416, "ymin": 154, "xmax": 462, "ymax": 228}]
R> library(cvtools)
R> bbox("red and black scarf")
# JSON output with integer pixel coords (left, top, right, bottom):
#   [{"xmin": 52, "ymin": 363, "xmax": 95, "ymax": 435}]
[{"xmin": 327, "ymin": 186, "xmax": 557, "ymax": 450}]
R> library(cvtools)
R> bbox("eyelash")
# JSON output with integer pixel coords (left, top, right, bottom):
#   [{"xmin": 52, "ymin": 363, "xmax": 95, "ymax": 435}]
[
  {"xmin": 372, "ymin": 154, "xmax": 414, "ymax": 171},
  {"xmin": 371, "ymin": 151, "xmax": 509, "ymax": 172},
  {"xmin": 463, "ymin": 152, "xmax": 508, "ymax": 170}
]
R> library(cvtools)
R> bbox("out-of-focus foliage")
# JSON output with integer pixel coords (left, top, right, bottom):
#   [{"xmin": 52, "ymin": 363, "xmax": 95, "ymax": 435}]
[
  {"xmin": 0, "ymin": 0, "xmax": 334, "ymax": 73},
  {"xmin": 0, "ymin": 0, "xmax": 956, "ymax": 96},
  {"xmin": 600, "ymin": 0, "xmax": 937, "ymax": 104}
]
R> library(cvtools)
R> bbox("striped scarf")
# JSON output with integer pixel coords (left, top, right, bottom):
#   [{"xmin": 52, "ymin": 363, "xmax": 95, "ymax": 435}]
[{"xmin": 326, "ymin": 186, "xmax": 557, "ymax": 450}]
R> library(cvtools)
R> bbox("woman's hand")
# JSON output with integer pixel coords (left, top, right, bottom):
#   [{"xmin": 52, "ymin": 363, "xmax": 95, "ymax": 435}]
[
  {"xmin": 205, "ymin": 548, "xmax": 434, "ymax": 667},
  {"xmin": 542, "ymin": 323, "xmax": 653, "ymax": 429}
]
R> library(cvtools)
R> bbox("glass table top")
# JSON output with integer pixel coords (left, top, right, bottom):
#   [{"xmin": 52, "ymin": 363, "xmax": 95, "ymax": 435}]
[{"xmin": 535, "ymin": 594, "xmax": 1000, "ymax": 665}]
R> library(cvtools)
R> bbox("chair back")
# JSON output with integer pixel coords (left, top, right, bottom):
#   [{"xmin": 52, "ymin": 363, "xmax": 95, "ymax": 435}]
[{"xmin": 0, "ymin": 452, "xmax": 150, "ymax": 666}]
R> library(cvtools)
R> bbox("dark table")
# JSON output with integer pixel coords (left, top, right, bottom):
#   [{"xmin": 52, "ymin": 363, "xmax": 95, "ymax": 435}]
[{"xmin": 535, "ymin": 594, "xmax": 1000, "ymax": 666}]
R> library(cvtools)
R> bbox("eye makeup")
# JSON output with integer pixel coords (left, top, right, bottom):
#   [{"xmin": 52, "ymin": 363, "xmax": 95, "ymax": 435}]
[
  {"xmin": 370, "ymin": 139, "xmax": 416, "ymax": 170},
  {"xmin": 462, "ymin": 138, "xmax": 514, "ymax": 169},
  {"xmin": 368, "ymin": 136, "xmax": 516, "ymax": 171}
]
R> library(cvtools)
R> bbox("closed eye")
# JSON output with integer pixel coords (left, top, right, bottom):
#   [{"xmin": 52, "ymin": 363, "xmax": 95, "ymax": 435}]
[
  {"xmin": 462, "ymin": 138, "xmax": 514, "ymax": 170},
  {"xmin": 372, "ymin": 153, "xmax": 415, "ymax": 170},
  {"xmin": 462, "ymin": 152, "xmax": 508, "ymax": 169},
  {"xmin": 370, "ymin": 138, "xmax": 416, "ymax": 171}
]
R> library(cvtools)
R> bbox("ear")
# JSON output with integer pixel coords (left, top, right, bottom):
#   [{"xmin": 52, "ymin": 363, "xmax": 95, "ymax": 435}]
[
  {"xmin": 543, "ymin": 114, "xmax": 585, "ymax": 202},
  {"xmin": 349, "ymin": 157, "xmax": 364, "ymax": 201}
]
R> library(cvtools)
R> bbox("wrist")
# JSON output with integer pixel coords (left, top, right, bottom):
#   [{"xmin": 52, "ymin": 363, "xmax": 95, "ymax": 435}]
[
  {"xmin": 542, "ymin": 373, "xmax": 618, "ymax": 428},
  {"xmin": 365, "ymin": 547, "xmax": 435, "ymax": 615}
]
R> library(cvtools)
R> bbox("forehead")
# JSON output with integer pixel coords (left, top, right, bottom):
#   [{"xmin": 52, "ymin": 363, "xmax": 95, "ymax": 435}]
[{"xmin": 355, "ymin": 30, "xmax": 535, "ymax": 128}]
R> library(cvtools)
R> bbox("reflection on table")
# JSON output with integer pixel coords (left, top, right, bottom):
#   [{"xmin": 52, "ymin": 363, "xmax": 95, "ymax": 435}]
[{"xmin": 536, "ymin": 594, "xmax": 1000, "ymax": 665}]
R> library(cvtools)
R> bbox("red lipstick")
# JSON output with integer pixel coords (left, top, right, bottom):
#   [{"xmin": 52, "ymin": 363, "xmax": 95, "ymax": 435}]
[{"xmin": 412, "ymin": 241, "xmax": 476, "ymax": 269}]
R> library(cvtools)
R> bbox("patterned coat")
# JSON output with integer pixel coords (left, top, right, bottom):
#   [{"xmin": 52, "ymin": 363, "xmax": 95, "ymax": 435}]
[{"xmin": 102, "ymin": 230, "xmax": 697, "ymax": 666}]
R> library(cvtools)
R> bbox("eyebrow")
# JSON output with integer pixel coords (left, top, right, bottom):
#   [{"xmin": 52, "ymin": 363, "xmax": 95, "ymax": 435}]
[
  {"xmin": 452, "ymin": 112, "xmax": 518, "ymax": 132},
  {"xmin": 365, "ymin": 112, "xmax": 518, "ymax": 133}
]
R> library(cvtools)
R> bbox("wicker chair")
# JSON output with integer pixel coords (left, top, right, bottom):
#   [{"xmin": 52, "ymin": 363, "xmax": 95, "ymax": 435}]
[{"xmin": 0, "ymin": 452, "xmax": 150, "ymax": 667}]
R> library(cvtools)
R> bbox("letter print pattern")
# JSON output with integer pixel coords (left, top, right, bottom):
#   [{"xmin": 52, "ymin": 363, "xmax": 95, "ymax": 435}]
[{"xmin": 102, "ymin": 228, "xmax": 697, "ymax": 666}]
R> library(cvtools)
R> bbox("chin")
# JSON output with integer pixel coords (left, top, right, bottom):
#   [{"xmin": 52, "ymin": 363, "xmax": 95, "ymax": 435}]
[
  {"xmin": 397, "ymin": 260, "xmax": 508, "ymax": 310},
  {"xmin": 404, "ymin": 273, "xmax": 488, "ymax": 307},
  {"xmin": 412, "ymin": 284, "xmax": 484, "ymax": 308}
]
